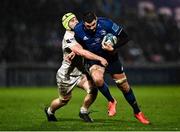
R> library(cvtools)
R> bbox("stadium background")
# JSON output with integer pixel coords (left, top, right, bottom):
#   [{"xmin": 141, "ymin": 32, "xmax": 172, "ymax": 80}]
[{"xmin": 0, "ymin": 0, "xmax": 180, "ymax": 86}]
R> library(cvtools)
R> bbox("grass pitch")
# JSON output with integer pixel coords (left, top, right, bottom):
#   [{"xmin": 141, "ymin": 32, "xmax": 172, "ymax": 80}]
[{"xmin": 0, "ymin": 85, "xmax": 180, "ymax": 131}]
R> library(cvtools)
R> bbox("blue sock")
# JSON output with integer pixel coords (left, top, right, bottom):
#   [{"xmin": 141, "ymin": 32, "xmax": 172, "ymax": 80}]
[
  {"xmin": 123, "ymin": 88, "xmax": 140, "ymax": 114},
  {"xmin": 98, "ymin": 82, "xmax": 114, "ymax": 102}
]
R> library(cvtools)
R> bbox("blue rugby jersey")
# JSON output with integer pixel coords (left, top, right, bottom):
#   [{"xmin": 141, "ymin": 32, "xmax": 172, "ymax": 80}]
[{"xmin": 74, "ymin": 17, "xmax": 123, "ymax": 59}]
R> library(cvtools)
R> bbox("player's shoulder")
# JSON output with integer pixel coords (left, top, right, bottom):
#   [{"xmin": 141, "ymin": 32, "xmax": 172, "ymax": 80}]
[
  {"xmin": 98, "ymin": 17, "xmax": 114, "ymax": 28},
  {"xmin": 64, "ymin": 31, "xmax": 74, "ymax": 40},
  {"xmin": 74, "ymin": 22, "xmax": 86, "ymax": 40},
  {"xmin": 74, "ymin": 21, "xmax": 83, "ymax": 33},
  {"xmin": 63, "ymin": 31, "xmax": 76, "ymax": 44},
  {"xmin": 98, "ymin": 17, "xmax": 113, "ymax": 24}
]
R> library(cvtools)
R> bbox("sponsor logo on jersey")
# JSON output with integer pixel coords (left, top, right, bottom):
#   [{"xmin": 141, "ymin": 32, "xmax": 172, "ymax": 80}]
[
  {"xmin": 83, "ymin": 36, "xmax": 89, "ymax": 40},
  {"xmin": 91, "ymin": 43, "xmax": 97, "ymax": 46},
  {"xmin": 99, "ymin": 30, "xmax": 106, "ymax": 35},
  {"xmin": 112, "ymin": 23, "xmax": 119, "ymax": 33},
  {"xmin": 95, "ymin": 38, "xmax": 101, "ymax": 43},
  {"xmin": 69, "ymin": 38, "xmax": 75, "ymax": 41},
  {"xmin": 66, "ymin": 39, "xmax": 71, "ymax": 43}
]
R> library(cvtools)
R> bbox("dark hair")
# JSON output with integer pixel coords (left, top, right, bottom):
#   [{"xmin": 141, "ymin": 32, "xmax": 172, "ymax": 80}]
[{"xmin": 82, "ymin": 12, "xmax": 96, "ymax": 23}]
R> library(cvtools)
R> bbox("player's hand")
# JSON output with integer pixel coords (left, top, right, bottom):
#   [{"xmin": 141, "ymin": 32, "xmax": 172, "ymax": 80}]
[
  {"xmin": 99, "ymin": 57, "xmax": 108, "ymax": 67},
  {"xmin": 64, "ymin": 52, "xmax": 76, "ymax": 63},
  {"xmin": 102, "ymin": 42, "xmax": 114, "ymax": 51}
]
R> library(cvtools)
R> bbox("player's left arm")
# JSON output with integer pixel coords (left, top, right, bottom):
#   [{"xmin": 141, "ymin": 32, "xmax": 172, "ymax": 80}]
[
  {"xmin": 114, "ymin": 29, "xmax": 130, "ymax": 49},
  {"xmin": 105, "ymin": 19, "xmax": 130, "ymax": 49},
  {"xmin": 102, "ymin": 40, "xmax": 114, "ymax": 51}
]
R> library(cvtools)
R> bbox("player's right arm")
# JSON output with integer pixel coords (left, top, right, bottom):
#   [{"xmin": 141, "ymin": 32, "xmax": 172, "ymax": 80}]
[{"xmin": 70, "ymin": 43, "xmax": 108, "ymax": 67}]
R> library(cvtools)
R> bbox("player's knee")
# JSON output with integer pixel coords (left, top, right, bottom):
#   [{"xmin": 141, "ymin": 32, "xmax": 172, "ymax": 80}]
[
  {"xmin": 61, "ymin": 98, "xmax": 70, "ymax": 106},
  {"xmin": 90, "ymin": 65, "xmax": 105, "ymax": 87},
  {"xmin": 94, "ymin": 78, "xmax": 104, "ymax": 87},
  {"xmin": 115, "ymin": 77, "xmax": 130, "ymax": 92},
  {"xmin": 59, "ymin": 96, "xmax": 71, "ymax": 106},
  {"xmin": 120, "ymin": 81, "xmax": 130, "ymax": 93}
]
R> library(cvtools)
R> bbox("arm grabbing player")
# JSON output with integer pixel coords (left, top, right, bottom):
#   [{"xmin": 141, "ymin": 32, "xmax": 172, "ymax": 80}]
[{"xmin": 70, "ymin": 44, "xmax": 108, "ymax": 67}]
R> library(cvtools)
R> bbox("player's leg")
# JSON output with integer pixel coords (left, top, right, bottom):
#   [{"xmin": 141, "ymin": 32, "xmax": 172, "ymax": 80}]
[
  {"xmin": 44, "ymin": 93, "xmax": 71, "ymax": 121},
  {"xmin": 78, "ymin": 75, "xmax": 97, "ymax": 111},
  {"xmin": 112, "ymin": 73, "xmax": 140, "ymax": 113},
  {"xmin": 45, "ymin": 70, "xmax": 76, "ymax": 122},
  {"xmin": 77, "ymin": 75, "xmax": 98, "ymax": 122},
  {"xmin": 89, "ymin": 64, "xmax": 114, "ymax": 102},
  {"xmin": 112, "ymin": 73, "xmax": 150, "ymax": 124},
  {"xmin": 89, "ymin": 64, "xmax": 117, "ymax": 116}
]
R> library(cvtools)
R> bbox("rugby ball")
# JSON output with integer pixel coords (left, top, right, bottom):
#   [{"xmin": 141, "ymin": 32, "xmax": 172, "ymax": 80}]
[{"xmin": 103, "ymin": 33, "xmax": 117, "ymax": 46}]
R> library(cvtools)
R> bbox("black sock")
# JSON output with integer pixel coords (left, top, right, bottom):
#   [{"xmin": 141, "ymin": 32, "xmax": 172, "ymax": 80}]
[
  {"xmin": 123, "ymin": 88, "xmax": 140, "ymax": 114},
  {"xmin": 98, "ymin": 82, "xmax": 114, "ymax": 102}
]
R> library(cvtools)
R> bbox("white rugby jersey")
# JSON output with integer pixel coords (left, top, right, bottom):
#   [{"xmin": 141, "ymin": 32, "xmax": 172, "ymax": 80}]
[{"xmin": 57, "ymin": 30, "xmax": 84, "ymax": 79}]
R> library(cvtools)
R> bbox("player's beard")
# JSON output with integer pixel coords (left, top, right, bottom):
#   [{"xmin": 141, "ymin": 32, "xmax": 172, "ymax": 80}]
[{"xmin": 87, "ymin": 28, "xmax": 96, "ymax": 34}]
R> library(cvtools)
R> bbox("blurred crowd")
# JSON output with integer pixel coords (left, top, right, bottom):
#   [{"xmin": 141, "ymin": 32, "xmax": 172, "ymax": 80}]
[
  {"xmin": 0, "ymin": 0, "xmax": 180, "ymax": 64},
  {"xmin": 122, "ymin": 1, "xmax": 180, "ymax": 64}
]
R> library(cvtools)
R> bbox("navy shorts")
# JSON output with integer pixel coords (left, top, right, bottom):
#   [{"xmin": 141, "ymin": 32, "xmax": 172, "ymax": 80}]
[{"xmin": 86, "ymin": 53, "xmax": 124, "ymax": 75}]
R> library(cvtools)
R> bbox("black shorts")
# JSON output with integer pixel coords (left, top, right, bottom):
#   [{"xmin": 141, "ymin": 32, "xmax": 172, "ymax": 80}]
[{"xmin": 106, "ymin": 57, "xmax": 124, "ymax": 75}]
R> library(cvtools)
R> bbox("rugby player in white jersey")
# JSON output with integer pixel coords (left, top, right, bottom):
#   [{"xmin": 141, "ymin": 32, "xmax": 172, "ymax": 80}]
[{"xmin": 44, "ymin": 13, "xmax": 108, "ymax": 122}]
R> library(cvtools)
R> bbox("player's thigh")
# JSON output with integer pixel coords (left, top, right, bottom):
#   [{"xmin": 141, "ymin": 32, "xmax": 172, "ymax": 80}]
[
  {"xmin": 56, "ymin": 74, "xmax": 81, "ymax": 99},
  {"xmin": 112, "ymin": 73, "xmax": 130, "ymax": 92},
  {"xmin": 106, "ymin": 56, "xmax": 124, "ymax": 75},
  {"xmin": 57, "ymin": 83, "xmax": 73, "ymax": 102},
  {"xmin": 89, "ymin": 64, "xmax": 105, "ymax": 83}
]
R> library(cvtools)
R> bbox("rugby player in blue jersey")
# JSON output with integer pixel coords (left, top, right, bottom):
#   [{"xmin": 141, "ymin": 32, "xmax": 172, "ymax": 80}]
[{"xmin": 74, "ymin": 12, "xmax": 150, "ymax": 124}]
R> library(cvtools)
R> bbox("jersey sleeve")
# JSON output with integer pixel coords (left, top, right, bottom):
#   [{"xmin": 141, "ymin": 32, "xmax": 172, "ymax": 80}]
[
  {"xmin": 63, "ymin": 36, "xmax": 77, "ymax": 49},
  {"xmin": 102, "ymin": 18, "xmax": 129, "ymax": 48},
  {"xmin": 102, "ymin": 18, "xmax": 123, "ymax": 36}
]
